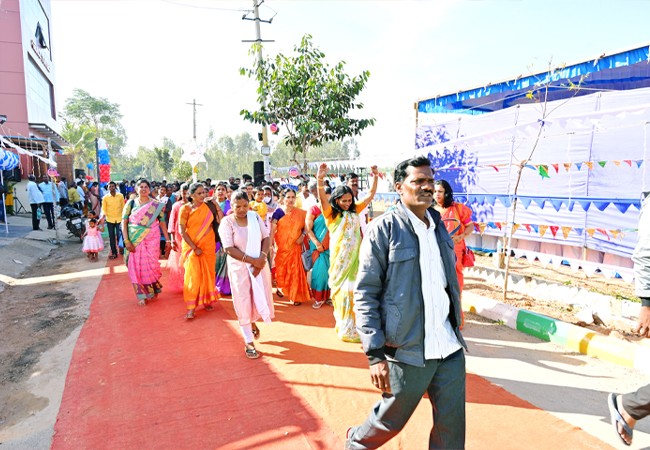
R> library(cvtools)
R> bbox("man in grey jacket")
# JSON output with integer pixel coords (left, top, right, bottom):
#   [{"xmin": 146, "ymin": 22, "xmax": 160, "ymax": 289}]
[{"xmin": 346, "ymin": 156, "xmax": 467, "ymax": 450}]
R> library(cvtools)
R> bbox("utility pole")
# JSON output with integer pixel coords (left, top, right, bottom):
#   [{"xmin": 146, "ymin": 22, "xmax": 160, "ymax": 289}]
[
  {"xmin": 243, "ymin": 0, "xmax": 274, "ymax": 181},
  {"xmin": 186, "ymin": 99, "xmax": 203, "ymax": 139}
]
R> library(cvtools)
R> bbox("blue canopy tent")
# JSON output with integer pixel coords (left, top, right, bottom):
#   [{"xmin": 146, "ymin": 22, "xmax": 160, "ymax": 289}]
[{"xmin": 415, "ymin": 42, "xmax": 650, "ymax": 283}]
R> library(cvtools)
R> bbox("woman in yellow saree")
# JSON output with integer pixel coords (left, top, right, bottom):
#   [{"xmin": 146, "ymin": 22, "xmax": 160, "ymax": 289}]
[
  {"xmin": 270, "ymin": 188, "xmax": 311, "ymax": 306},
  {"xmin": 316, "ymin": 163, "xmax": 379, "ymax": 342},
  {"xmin": 179, "ymin": 183, "xmax": 224, "ymax": 319}
]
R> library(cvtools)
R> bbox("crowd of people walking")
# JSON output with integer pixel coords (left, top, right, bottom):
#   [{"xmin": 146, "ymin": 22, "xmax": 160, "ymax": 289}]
[{"xmin": 57, "ymin": 158, "xmax": 483, "ymax": 449}]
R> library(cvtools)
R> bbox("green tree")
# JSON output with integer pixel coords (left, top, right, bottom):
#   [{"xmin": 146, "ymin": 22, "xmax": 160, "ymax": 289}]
[
  {"xmin": 154, "ymin": 146, "xmax": 174, "ymax": 179},
  {"xmin": 60, "ymin": 121, "xmax": 96, "ymax": 168},
  {"xmin": 240, "ymin": 34, "xmax": 374, "ymax": 167},
  {"xmin": 172, "ymin": 161, "xmax": 193, "ymax": 183}
]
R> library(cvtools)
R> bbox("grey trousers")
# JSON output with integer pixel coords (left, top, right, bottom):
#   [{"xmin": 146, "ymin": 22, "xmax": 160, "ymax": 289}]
[
  {"xmin": 623, "ymin": 383, "xmax": 650, "ymax": 421},
  {"xmin": 347, "ymin": 348, "xmax": 466, "ymax": 450}
]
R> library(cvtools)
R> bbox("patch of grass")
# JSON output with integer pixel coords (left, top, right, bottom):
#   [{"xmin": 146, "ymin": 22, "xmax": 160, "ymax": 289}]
[
  {"xmin": 563, "ymin": 280, "xmax": 572, "ymax": 286},
  {"xmin": 491, "ymin": 319, "xmax": 505, "ymax": 325}
]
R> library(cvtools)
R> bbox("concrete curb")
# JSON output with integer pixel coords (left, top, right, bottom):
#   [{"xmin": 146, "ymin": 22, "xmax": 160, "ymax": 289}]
[{"xmin": 462, "ymin": 291, "xmax": 650, "ymax": 375}]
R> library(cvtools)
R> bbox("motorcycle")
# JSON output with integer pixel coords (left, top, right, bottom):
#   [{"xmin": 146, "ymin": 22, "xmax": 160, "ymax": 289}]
[{"xmin": 61, "ymin": 206, "xmax": 86, "ymax": 242}]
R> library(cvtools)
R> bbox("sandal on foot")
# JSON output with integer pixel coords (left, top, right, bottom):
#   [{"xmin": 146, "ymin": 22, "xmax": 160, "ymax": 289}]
[
  {"xmin": 276, "ymin": 289, "xmax": 284, "ymax": 298},
  {"xmin": 109, "ymin": 254, "xmax": 118, "ymax": 260},
  {"xmin": 138, "ymin": 299, "xmax": 147, "ymax": 306},
  {"xmin": 290, "ymin": 300, "xmax": 301, "ymax": 306},
  {"xmin": 608, "ymin": 393, "xmax": 633, "ymax": 446},
  {"xmin": 185, "ymin": 310, "xmax": 195, "ymax": 320},
  {"xmin": 245, "ymin": 346, "xmax": 260, "ymax": 359},
  {"xmin": 312, "ymin": 299, "xmax": 325, "ymax": 309},
  {"xmin": 251, "ymin": 324, "xmax": 260, "ymax": 340}
]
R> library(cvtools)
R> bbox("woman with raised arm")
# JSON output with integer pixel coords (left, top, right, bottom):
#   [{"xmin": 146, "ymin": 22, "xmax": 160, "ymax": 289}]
[
  {"xmin": 270, "ymin": 188, "xmax": 311, "ymax": 306},
  {"xmin": 219, "ymin": 190, "xmax": 274, "ymax": 359},
  {"xmin": 316, "ymin": 163, "xmax": 379, "ymax": 342},
  {"xmin": 122, "ymin": 179, "xmax": 171, "ymax": 305}
]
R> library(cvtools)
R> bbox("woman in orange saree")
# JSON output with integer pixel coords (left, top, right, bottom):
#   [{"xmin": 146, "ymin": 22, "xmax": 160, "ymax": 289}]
[
  {"xmin": 270, "ymin": 188, "xmax": 311, "ymax": 306},
  {"xmin": 179, "ymin": 183, "xmax": 223, "ymax": 319}
]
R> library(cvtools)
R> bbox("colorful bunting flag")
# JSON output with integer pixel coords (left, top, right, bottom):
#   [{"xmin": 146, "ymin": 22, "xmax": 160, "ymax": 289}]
[
  {"xmin": 620, "ymin": 231, "xmax": 626, "ymax": 240},
  {"xmin": 531, "ymin": 224, "xmax": 539, "ymax": 233},
  {"xmin": 635, "ymin": 160, "xmax": 644, "ymax": 168},
  {"xmin": 478, "ymin": 223, "xmax": 487, "ymax": 236},
  {"xmin": 561, "ymin": 226, "xmax": 572, "ymax": 239},
  {"xmin": 610, "ymin": 230, "xmax": 620, "ymax": 239},
  {"xmin": 575, "ymin": 162, "xmax": 583, "ymax": 171},
  {"xmin": 573, "ymin": 227, "xmax": 583, "ymax": 236},
  {"xmin": 549, "ymin": 225, "xmax": 559, "ymax": 238},
  {"xmin": 524, "ymin": 224, "xmax": 532, "ymax": 233},
  {"xmin": 512, "ymin": 224, "xmax": 520, "ymax": 233},
  {"xmin": 624, "ymin": 160, "xmax": 632, "ymax": 167},
  {"xmin": 586, "ymin": 228, "xmax": 596, "ymax": 237},
  {"xmin": 538, "ymin": 165, "xmax": 550, "ymax": 178},
  {"xmin": 597, "ymin": 161, "xmax": 607, "ymax": 168},
  {"xmin": 495, "ymin": 222, "xmax": 502, "ymax": 230},
  {"xmin": 597, "ymin": 229, "xmax": 610, "ymax": 240},
  {"xmin": 487, "ymin": 165, "xmax": 499, "ymax": 172},
  {"xmin": 538, "ymin": 225, "xmax": 548, "ymax": 238},
  {"xmin": 563, "ymin": 163, "xmax": 572, "ymax": 172},
  {"xmin": 612, "ymin": 160, "xmax": 621, "ymax": 167},
  {"xmin": 474, "ymin": 223, "xmax": 481, "ymax": 232},
  {"xmin": 585, "ymin": 161, "xmax": 594, "ymax": 171},
  {"xmin": 551, "ymin": 163, "xmax": 559, "ymax": 173}
]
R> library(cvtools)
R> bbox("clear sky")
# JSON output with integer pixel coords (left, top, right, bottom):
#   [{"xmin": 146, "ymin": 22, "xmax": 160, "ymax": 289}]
[{"xmin": 50, "ymin": 1, "xmax": 650, "ymax": 165}]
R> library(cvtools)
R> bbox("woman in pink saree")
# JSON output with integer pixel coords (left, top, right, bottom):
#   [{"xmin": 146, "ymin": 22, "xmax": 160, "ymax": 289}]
[
  {"xmin": 167, "ymin": 183, "xmax": 189, "ymax": 291},
  {"xmin": 122, "ymin": 179, "xmax": 171, "ymax": 305}
]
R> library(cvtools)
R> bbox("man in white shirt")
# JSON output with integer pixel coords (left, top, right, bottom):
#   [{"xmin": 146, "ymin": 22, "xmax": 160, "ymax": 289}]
[
  {"xmin": 348, "ymin": 156, "xmax": 466, "ymax": 450},
  {"xmin": 26, "ymin": 174, "xmax": 45, "ymax": 230},
  {"xmin": 302, "ymin": 180, "xmax": 319, "ymax": 212},
  {"xmin": 346, "ymin": 172, "xmax": 368, "ymax": 236},
  {"xmin": 296, "ymin": 180, "xmax": 316, "ymax": 211}
]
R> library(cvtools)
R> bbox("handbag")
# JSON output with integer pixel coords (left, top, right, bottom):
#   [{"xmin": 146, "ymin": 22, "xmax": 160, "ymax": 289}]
[
  {"xmin": 453, "ymin": 204, "xmax": 475, "ymax": 267},
  {"xmin": 301, "ymin": 242, "xmax": 313, "ymax": 272}
]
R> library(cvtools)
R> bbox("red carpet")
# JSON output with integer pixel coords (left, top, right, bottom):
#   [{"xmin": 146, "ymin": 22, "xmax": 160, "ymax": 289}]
[
  {"xmin": 51, "ymin": 258, "xmax": 339, "ymax": 450},
  {"xmin": 52, "ymin": 257, "xmax": 613, "ymax": 450}
]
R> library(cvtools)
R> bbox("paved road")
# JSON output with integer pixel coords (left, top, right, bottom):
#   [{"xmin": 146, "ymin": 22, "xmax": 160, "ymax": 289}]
[{"xmin": 464, "ymin": 313, "xmax": 650, "ymax": 450}]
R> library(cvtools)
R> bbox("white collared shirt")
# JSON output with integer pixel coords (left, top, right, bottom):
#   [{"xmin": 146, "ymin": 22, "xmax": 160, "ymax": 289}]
[{"xmin": 403, "ymin": 206, "xmax": 462, "ymax": 360}]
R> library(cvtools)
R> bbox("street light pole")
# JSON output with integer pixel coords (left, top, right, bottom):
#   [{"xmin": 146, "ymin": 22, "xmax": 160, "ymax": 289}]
[{"xmin": 252, "ymin": 0, "xmax": 270, "ymax": 181}]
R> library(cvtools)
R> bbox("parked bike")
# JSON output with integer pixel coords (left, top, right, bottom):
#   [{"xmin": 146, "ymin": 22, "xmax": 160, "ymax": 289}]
[{"xmin": 61, "ymin": 206, "xmax": 85, "ymax": 242}]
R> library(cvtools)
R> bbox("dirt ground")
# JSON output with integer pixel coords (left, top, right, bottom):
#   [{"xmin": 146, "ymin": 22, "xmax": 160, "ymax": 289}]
[
  {"xmin": 0, "ymin": 238, "xmax": 103, "ymax": 449},
  {"xmin": 465, "ymin": 253, "xmax": 644, "ymax": 344}
]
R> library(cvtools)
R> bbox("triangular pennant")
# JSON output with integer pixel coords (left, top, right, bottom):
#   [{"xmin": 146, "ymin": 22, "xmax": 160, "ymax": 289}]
[
  {"xmin": 585, "ymin": 161, "xmax": 594, "ymax": 171},
  {"xmin": 620, "ymin": 231, "xmax": 626, "ymax": 240},
  {"xmin": 498, "ymin": 195, "xmax": 512, "ymax": 208},
  {"xmin": 613, "ymin": 202, "xmax": 631, "ymax": 214},
  {"xmin": 568, "ymin": 260, "xmax": 581, "ymax": 274},
  {"xmin": 495, "ymin": 222, "xmax": 502, "ymax": 230},
  {"xmin": 474, "ymin": 223, "xmax": 481, "ymax": 232},
  {"xmin": 612, "ymin": 160, "xmax": 621, "ymax": 167},
  {"xmin": 635, "ymin": 159, "xmax": 644, "ymax": 168},
  {"xmin": 593, "ymin": 201, "xmax": 610, "ymax": 211},
  {"xmin": 582, "ymin": 262, "xmax": 597, "ymax": 278},
  {"xmin": 524, "ymin": 224, "xmax": 532, "ymax": 233},
  {"xmin": 552, "ymin": 258, "xmax": 563, "ymax": 271},
  {"xmin": 524, "ymin": 164, "xmax": 536, "ymax": 170},
  {"xmin": 598, "ymin": 161, "xmax": 607, "ymax": 168},
  {"xmin": 550, "ymin": 225, "xmax": 559, "ymax": 238},
  {"xmin": 485, "ymin": 196, "xmax": 496, "ymax": 206},
  {"xmin": 512, "ymin": 224, "xmax": 520, "ymax": 234},
  {"xmin": 537, "ymin": 253, "xmax": 552, "ymax": 268},
  {"xmin": 549, "ymin": 199, "xmax": 563, "ymax": 211},
  {"xmin": 538, "ymin": 225, "xmax": 548, "ymax": 238},
  {"xmin": 551, "ymin": 163, "xmax": 559, "ymax": 173},
  {"xmin": 563, "ymin": 163, "xmax": 572, "ymax": 172},
  {"xmin": 531, "ymin": 224, "xmax": 539, "ymax": 233},
  {"xmin": 561, "ymin": 226, "xmax": 572, "ymax": 239},
  {"xmin": 520, "ymin": 197, "xmax": 532, "ymax": 209},
  {"xmin": 573, "ymin": 227, "xmax": 583, "ymax": 236},
  {"xmin": 597, "ymin": 229, "xmax": 610, "ymax": 240},
  {"xmin": 486, "ymin": 165, "xmax": 499, "ymax": 172},
  {"xmin": 586, "ymin": 228, "xmax": 596, "ymax": 237},
  {"xmin": 575, "ymin": 162, "xmax": 583, "ymax": 171},
  {"xmin": 532, "ymin": 197, "xmax": 546, "ymax": 209},
  {"xmin": 538, "ymin": 165, "xmax": 550, "ymax": 178},
  {"xmin": 624, "ymin": 160, "xmax": 632, "ymax": 167},
  {"xmin": 611, "ymin": 230, "xmax": 620, "ymax": 239},
  {"xmin": 578, "ymin": 200, "xmax": 592, "ymax": 211},
  {"xmin": 479, "ymin": 223, "xmax": 487, "ymax": 236}
]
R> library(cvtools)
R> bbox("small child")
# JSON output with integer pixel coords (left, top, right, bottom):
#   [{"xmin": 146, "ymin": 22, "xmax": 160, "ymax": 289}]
[
  {"xmin": 82, "ymin": 218, "xmax": 104, "ymax": 262},
  {"xmin": 249, "ymin": 189, "xmax": 268, "ymax": 228}
]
